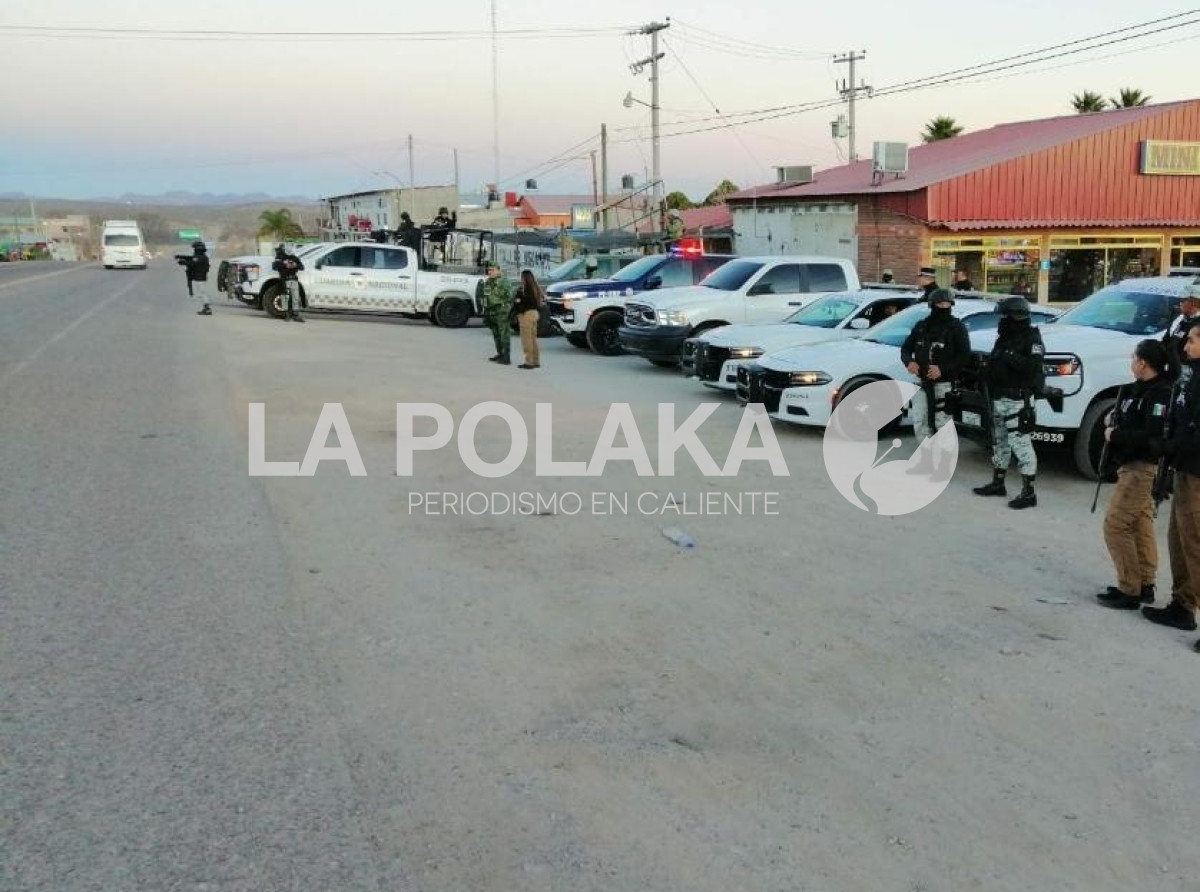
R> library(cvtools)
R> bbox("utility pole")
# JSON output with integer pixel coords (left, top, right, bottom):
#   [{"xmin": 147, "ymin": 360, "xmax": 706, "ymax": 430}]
[
  {"xmin": 834, "ymin": 50, "xmax": 871, "ymax": 162},
  {"xmin": 491, "ymin": 0, "xmax": 500, "ymax": 188},
  {"xmin": 631, "ymin": 20, "xmax": 669, "ymax": 233},
  {"xmin": 407, "ymin": 133, "xmax": 415, "ymax": 217},
  {"xmin": 453, "ymin": 148, "xmax": 460, "ymax": 200},
  {"xmin": 600, "ymin": 123, "xmax": 609, "ymax": 231},
  {"xmin": 589, "ymin": 150, "xmax": 599, "ymax": 211}
]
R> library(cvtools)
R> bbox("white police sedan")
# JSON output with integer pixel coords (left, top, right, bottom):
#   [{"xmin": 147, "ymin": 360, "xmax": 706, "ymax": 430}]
[
  {"xmin": 681, "ymin": 287, "xmax": 921, "ymax": 391},
  {"xmin": 737, "ymin": 298, "xmax": 1060, "ymax": 428}
]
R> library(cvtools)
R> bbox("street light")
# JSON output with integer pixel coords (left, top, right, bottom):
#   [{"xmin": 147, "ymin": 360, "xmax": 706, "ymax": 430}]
[{"xmin": 622, "ymin": 91, "xmax": 651, "ymax": 110}]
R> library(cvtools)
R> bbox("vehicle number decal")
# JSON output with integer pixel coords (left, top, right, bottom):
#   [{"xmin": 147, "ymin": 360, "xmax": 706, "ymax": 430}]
[{"xmin": 1030, "ymin": 431, "xmax": 1066, "ymax": 444}]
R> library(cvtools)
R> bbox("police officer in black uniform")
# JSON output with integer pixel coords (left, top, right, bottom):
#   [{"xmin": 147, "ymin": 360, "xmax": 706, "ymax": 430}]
[
  {"xmin": 916, "ymin": 266, "xmax": 938, "ymax": 301},
  {"xmin": 1162, "ymin": 283, "xmax": 1200, "ymax": 381},
  {"xmin": 973, "ymin": 296, "xmax": 1045, "ymax": 509},
  {"xmin": 272, "ymin": 244, "xmax": 305, "ymax": 323},
  {"xmin": 394, "ymin": 212, "xmax": 421, "ymax": 252},
  {"xmin": 1096, "ymin": 340, "xmax": 1173, "ymax": 610},
  {"xmin": 177, "ymin": 240, "xmax": 212, "ymax": 316},
  {"xmin": 901, "ymin": 288, "xmax": 971, "ymax": 477}
]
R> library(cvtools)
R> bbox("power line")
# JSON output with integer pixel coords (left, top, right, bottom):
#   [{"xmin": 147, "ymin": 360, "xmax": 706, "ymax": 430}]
[
  {"xmin": 0, "ymin": 23, "xmax": 631, "ymax": 42},
  {"xmin": 671, "ymin": 19, "xmax": 833, "ymax": 59}
]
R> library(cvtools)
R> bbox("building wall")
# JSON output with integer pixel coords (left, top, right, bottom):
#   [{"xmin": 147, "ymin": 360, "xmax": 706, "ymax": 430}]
[
  {"xmin": 856, "ymin": 205, "xmax": 931, "ymax": 284},
  {"xmin": 730, "ymin": 202, "xmax": 858, "ymax": 261},
  {"xmin": 324, "ymin": 185, "xmax": 458, "ymax": 233},
  {"xmin": 930, "ymin": 102, "xmax": 1200, "ymax": 222}
]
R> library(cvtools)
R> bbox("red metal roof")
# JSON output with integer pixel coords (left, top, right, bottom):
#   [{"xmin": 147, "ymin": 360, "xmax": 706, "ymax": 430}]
[
  {"xmin": 728, "ymin": 101, "xmax": 1192, "ymax": 200},
  {"xmin": 941, "ymin": 219, "xmax": 1200, "ymax": 231},
  {"xmin": 681, "ymin": 205, "xmax": 733, "ymax": 231}
]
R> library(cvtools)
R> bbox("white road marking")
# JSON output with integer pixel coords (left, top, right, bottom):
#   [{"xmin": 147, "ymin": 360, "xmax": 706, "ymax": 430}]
[
  {"xmin": 0, "ymin": 263, "xmax": 95, "ymax": 294},
  {"xmin": 5, "ymin": 278, "xmax": 138, "ymax": 380}
]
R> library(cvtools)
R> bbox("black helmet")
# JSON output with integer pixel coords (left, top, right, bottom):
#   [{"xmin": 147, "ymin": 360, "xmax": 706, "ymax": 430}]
[
  {"xmin": 998, "ymin": 296, "xmax": 1031, "ymax": 320},
  {"xmin": 929, "ymin": 288, "xmax": 955, "ymax": 306},
  {"xmin": 192, "ymin": 240, "xmax": 206, "ymax": 253},
  {"xmin": 275, "ymin": 243, "xmax": 286, "ymax": 255}
]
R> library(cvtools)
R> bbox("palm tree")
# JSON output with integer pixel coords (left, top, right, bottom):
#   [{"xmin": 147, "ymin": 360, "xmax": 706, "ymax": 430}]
[
  {"xmin": 1071, "ymin": 91, "xmax": 1107, "ymax": 113},
  {"xmin": 1108, "ymin": 88, "xmax": 1151, "ymax": 108},
  {"xmin": 258, "ymin": 208, "xmax": 303, "ymax": 239},
  {"xmin": 703, "ymin": 180, "xmax": 739, "ymax": 206},
  {"xmin": 921, "ymin": 116, "xmax": 963, "ymax": 143}
]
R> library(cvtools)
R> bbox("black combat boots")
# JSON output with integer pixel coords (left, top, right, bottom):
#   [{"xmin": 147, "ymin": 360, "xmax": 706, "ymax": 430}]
[
  {"xmin": 496, "ymin": 351, "xmax": 511, "ymax": 366},
  {"xmin": 1141, "ymin": 600, "xmax": 1198, "ymax": 631},
  {"xmin": 1008, "ymin": 475, "xmax": 1037, "ymax": 510},
  {"xmin": 973, "ymin": 469, "xmax": 1007, "ymax": 497}
]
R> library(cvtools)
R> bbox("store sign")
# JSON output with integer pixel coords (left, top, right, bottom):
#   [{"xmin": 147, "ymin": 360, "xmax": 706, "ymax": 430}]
[
  {"xmin": 1140, "ymin": 140, "xmax": 1200, "ymax": 176},
  {"xmin": 571, "ymin": 204, "xmax": 595, "ymax": 229}
]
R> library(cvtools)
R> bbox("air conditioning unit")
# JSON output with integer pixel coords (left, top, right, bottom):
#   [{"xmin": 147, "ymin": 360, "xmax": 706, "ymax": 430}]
[
  {"xmin": 872, "ymin": 142, "xmax": 909, "ymax": 174},
  {"xmin": 776, "ymin": 165, "xmax": 814, "ymax": 184}
]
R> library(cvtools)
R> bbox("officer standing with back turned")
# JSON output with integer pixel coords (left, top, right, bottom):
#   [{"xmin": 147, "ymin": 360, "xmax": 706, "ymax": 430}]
[
  {"xmin": 973, "ymin": 296, "xmax": 1045, "ymax": 509},
  {"xmin": 901, "ymin": 288, "xmax": 971, "ymax": 478},
  {"xmin": 272, "ymin": 244, "xmax": 305, "ymax": 323}
]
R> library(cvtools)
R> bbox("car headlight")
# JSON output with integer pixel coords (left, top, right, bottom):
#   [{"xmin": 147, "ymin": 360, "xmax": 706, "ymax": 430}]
[
  {"xmin": 562, "ymin": 291, "xmax": 587, "ymax": 300},
  {"xmin": 789, "ymin": 371, "xmax": 832, "ymax": 386},
  {"xmin": 729, "ymin": 347, "xmax": 764, "ymax": 359},
  {"xmin": 658, "ymin": 310, "xmax": 689, "ymax": 326}
]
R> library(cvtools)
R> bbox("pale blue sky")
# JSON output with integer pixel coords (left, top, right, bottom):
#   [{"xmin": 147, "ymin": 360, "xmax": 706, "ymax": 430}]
[{"xmin": 1, "ymin": 0, "xmax": 1197, "ymax": 201}]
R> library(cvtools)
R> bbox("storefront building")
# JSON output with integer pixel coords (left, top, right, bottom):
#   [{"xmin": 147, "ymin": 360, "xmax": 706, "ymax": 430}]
[{"xmin": 727, "ymin": 100, "xmax": 1200, "ymax": 301}]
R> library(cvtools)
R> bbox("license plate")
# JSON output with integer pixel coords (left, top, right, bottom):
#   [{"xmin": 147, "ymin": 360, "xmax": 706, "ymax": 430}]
[{"xmin": 961, "ymin": 411, "xmax": 982, "ymax": 427}]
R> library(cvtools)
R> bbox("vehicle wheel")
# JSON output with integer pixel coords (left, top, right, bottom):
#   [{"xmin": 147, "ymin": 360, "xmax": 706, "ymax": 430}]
[
  {"xmin": 1074, "ymin": 397, "xmax": 1115, "ymax": 480},
  {"xmin": 650, "ymin": 359, "xmax": 678, "ymax": 368},
  {"xmin": 261, "ymin": 283, "xmax": 286, "ymax": 319},
  {"xmin": 833, "ymin": 377, "xmax": 903, "ymax": 440},
  {"xmin": 428, "ymin": 309, "xmax": 441, "ymax": 326},
  {"xmin": 104, "ymin": 265, "xmax": 113, "ymax": 270},
  {"xmin": 434, "ymin": 297, "xmax": 470, "ymax": 328},
  {"xmin": 566, "ymin": 332, "xmax": 589, "ymax": 349},
  {"xmin": 586, "ymin": 310, "xmax": 624, "ymax": 356}
]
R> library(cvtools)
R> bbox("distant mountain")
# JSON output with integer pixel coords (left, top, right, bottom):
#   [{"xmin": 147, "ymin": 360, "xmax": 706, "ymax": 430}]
[
  {"xmin": 0, "ymin": 190, "xmax": 317, "ymax": 206},
  {"xmin": 95, "ymin": 191, "xmax": 319, "ymax": 207}
]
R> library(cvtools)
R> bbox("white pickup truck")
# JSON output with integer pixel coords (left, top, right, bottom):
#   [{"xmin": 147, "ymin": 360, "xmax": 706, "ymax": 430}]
[
  {"xmin": 616, "ymin": 255, "xmax": 862, "ymax": 366},
  {"xmin": 952, "ymin": 275, "xmax": 1197, "ymax": 477},
  {"xmin": 231, "ymin": 241, "xmax": 486, "ymax": 327}
]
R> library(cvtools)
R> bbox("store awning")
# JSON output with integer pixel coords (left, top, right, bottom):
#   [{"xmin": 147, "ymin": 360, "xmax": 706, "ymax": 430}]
[{"xmin": 935, "ymin": 219, "xmax": 1200, "ymax": 231}]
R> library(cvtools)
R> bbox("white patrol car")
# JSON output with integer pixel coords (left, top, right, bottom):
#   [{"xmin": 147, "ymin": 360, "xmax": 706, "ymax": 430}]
[
  {"xmin": 737, "ymin": 298, "xmax": 1060, "ymax": 428},
  {"xmin": 239, "ymin": 241, "xmax": 485, "ymax": 327},
  {"xmin": 220, "ymin": 242, "xmax": 330, "ymax": 307},
  {"xmin": 681, "ymin": 287, "xmax": 921, "ymax": 391},
  {"xmin": 617, "ymin": 256, "xmax": 863, "ymax": 367},
  {"xmin": 952, "ymin": 275, "xmax": 1197, "ymax": 478}
]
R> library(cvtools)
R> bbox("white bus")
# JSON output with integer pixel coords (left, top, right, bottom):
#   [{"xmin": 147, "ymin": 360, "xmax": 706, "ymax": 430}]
[{"xmin": 101, "ymin": 220, "xmax": 147, "ymax": 269}]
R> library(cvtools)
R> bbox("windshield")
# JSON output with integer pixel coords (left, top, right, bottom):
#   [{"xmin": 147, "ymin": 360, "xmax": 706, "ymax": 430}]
[
  {"xmin": 1056, "ymin": 286, "xmax": 1180, "ymax": 335},
  {"xmin": 544, "ymin": 259, "xmax": 582, "ymax": 281},
  {"xmin": 104, "ymin": 234, "xmax": 141, "ymax": 247},
  {"xmin": 862, "ymin": 304, "xmax": 930, "ymax": 348},
  {"xmin": 788, "ymin": 294, "xmax": 865, "ymax": 328},
  {"xmin": 611, "ymin": 255, "xmax": 663, "ymax": 282},
  {"xmin": 700, "ymin": 260, "xmax": 765, "ymax": 292}
]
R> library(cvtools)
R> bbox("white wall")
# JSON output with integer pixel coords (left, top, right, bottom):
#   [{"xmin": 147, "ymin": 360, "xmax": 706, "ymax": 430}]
[{"xmin": 731, "ymin": 202, "xmax": 859, "ymax": 264}]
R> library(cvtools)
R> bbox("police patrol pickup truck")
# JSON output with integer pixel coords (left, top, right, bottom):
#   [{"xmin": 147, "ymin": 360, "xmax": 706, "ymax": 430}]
[
  {"xmin": 618, "ymin": 255, "xmax": 862, "ymax": 367},
  {"xmin": 235, "ymin": 240, "xmax": 486, "ymax": 327},
  {"xmin": 952, "ymin": 275, "xmax": 1196, "ymax": 478},
  {"xmin": 544, "ymin": 244, "xmax": 735, "ymax": 355}
]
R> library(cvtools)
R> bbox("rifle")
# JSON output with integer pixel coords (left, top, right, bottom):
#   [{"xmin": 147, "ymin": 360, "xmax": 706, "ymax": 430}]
[
  {"xmin": 1152, "ymin": 376, "xmax": 1185, "ymax": 518},
  {"xmin": 175, "ymin": 254, "xmax": 194, "ymax": 296},
  {"xmin": 1091, "ymin": 384, "xmax": 1125, "ymax": 514}
]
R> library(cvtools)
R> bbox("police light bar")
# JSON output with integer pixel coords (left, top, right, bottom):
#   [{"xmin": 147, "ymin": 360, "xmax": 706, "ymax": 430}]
[{"xmin": 670, "ymin": 238, "xmax": 703, "ymax": 257}]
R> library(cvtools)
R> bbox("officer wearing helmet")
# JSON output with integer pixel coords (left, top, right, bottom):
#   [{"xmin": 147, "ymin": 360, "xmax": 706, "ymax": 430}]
[
  {"xmin": 973, "ymin": 296, "xmax": 1045, "ymax": 509},
  {"xmin": 1162, "ymin": 282, "xmax": 1200, "ymax": 381},
  {"xmin": 176, "ymin": 240, "xmax": 212, "ymax": 316},
  {"xmin": 901, "ymin": 288, "xmax": 971, "ymax": 477},
  {"xmin": 916, "ymin": 266, "xmax": 939, "ymax": 302},
  {"xmin": 271, "ymin": 244, "xmax": 305, "ymax": 323}
]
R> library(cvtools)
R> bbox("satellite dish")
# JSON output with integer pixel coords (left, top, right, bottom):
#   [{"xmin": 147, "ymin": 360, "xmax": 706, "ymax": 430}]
[{"xmin": 622, "ymin": 91, "xmax": 634, "ymax": 109}]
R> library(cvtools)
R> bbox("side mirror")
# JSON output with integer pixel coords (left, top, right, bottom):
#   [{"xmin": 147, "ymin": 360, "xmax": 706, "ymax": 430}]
[
  {"xmin": 645, "ymin": 274, "xmax": 663, "ymax": 290},
  {"xmin": 849, "ymin": 317, "xmax": 870, "ymax": 330},
  {"xmin": 749, "ymin": 282, "xmax": 775, "ymax": 296}
]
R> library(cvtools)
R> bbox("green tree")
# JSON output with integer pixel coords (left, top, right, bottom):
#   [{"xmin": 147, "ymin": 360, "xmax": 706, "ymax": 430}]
[
  {"xmin": 1108, "ymin": 88, "xmax": 1151, "ymax": 108},
  {"xmin": 921, "ymin": 116, "xmax": 963, "ymax": 143},
  {"xmin": 665, "ymin": 191, "xmax": 695, "ymax": 211},
  {"xmin": 703, "ymin": 180, "xmax": 739, "ymax": 206},
  {"xmin": 1071, "ymin": 91, "xmax": 1107, "ymax": 113},
  {"xmin": 258, "ymin": 208, "xmax": 303, "ymax": 239}
]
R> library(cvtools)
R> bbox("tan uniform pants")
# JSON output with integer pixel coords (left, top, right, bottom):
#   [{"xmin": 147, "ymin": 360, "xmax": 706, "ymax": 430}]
[
  {"xmin": 1167, "ymin": 471, "xmax": 1200, "ymax": 613},
  {"xmin": 1103, "ymin": 461, "xmax": 1157, "ymax": 596},
  {"xmin": 518, "ymin": 309, "xmax": 540, "ymax": 366}
]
